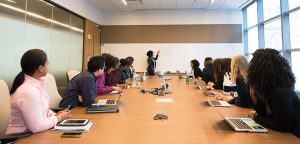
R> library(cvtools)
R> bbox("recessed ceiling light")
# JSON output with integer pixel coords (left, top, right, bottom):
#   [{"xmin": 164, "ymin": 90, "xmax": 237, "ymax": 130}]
[
  {"xmin": 6, "ymin": 0, "xmax": 16, "ymax": 3},
  {"xmin": 210, "ymin": 0, "xmax": 215, "ymax": 3},
  {"xmin": 122, "ymin": 0, "xmax": 127, "ymax": 5}
]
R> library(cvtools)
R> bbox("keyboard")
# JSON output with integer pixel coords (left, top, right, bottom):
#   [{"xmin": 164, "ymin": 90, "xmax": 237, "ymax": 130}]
[
  {"xmin": 227, "ymin": 118, "xmax": 252, "ymax": 130},
  {"xmin": 204, "ymin": 92, "xmax": 216, "ymax": 96},
  {"xmin": 208, "ymin": 100, "xmax": 231, "ymax": 107},
  {"xmin": 106, "ymin": 99, "xmax": 116, "ymax": 104}
]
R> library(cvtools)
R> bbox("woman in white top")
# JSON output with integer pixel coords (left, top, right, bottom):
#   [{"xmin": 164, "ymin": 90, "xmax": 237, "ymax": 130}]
[{"xmin": 6, "ymin": 49, "xmax": 70, "ymax": 134}]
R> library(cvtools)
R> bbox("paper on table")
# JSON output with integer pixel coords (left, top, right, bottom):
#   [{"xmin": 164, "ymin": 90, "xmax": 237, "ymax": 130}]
[{"xmin": 156, "ymin": 98, "xmax": 174, "ymax": 103}]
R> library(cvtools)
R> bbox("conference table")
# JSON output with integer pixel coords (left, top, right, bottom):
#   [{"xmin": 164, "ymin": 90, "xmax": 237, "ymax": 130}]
[{"xmin": 18, "ymin": 76, "xmax": 300, "ymax": 144}]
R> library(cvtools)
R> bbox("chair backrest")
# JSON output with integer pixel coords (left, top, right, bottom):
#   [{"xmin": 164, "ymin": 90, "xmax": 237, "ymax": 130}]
[
  {"xmin": 0, "ymin": 80, "xmax": 11, "ymax": 137},
  {"xmin": 42, "ymin": 74, "xmax": 61, "ymax": 108},
  {"xmin": 67, "ymin": 70, "xmax": 81, "ymax": 82}
]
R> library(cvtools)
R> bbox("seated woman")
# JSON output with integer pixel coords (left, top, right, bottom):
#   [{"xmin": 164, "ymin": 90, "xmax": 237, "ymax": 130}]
[
  {"xmin": 6, "ymin": 49, "xmax": 70, "ymax": 134},
  {"xmin": 97, "ymin": 54, "xmax": 120, "ymax": 95},
  {"xmin": 202, "ymin": 57, "xmax": 214, "ymax": 84},
  {"xmin": 190, "ymin": 59, "xmax": 203, "ymax": 80},
  {"xmin": 208, "ymin": 58, "xmax": 231, "ymax": 89},
  {"xmin": 118, "ymin": 58, "xmax": 132, "ymax": 84},
  {"xmin": 248, "ymin": 48, "xmax": 300, "ymax": 138},
  {"xmin": 215, "ymin": 55, "xmax": 253, "ymax": 108}
]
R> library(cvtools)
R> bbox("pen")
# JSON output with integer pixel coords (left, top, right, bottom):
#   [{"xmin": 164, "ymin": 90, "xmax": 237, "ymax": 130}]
[{"xmin": 66, "ymin": 105, "xmax": 71, "ymax": 111}]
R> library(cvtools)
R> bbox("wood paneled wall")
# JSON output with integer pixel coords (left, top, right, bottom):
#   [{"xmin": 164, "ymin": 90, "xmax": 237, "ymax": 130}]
[
  {"xmin": 101, "ymin": 24, "xmax": 242, "ymax": 43},
  {"xmin": 83, "ymin": 19, "xmax": 101, "ymax": 70}
]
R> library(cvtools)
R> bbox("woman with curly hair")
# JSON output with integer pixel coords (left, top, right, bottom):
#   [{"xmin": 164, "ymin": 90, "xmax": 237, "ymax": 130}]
[
  {"xmin": 248, "ymin": 48, "xmax": 300, "ymax": 138},
  {"xmin": 215, "ymin": 55, "xmax": 253, "ymax": 108},
  {"xmin": 190, "ymin": 59, "xmax": 203, "ymax": 79}
]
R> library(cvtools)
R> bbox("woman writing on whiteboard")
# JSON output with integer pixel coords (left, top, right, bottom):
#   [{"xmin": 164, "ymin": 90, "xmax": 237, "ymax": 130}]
[{"xmin": 146, "ymin": 50, "xmax": 160, "ymax": 76}]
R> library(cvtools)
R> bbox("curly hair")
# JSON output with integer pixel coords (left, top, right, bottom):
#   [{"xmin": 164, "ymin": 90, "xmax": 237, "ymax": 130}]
[
  {"xmin": 231, "ymin": 55, "xmax": 249, "ymax": 83},
  {"xmin": 191, "ymin": 59, "xmax": 200, "ymax": 69},
  {"xmin": 248, "ymin": 48, "xmax": 295, "ymax": 100}
]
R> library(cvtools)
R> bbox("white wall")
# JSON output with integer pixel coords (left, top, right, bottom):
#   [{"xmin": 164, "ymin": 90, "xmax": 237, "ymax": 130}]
[
  {"xmin": 101, "ymin": 10, "xmax": 244, "ymax": 73},
  {"xmin": 102, "ymin": 9, "xmax": 242, "ymax": 25},
  {"xmin": 51, "ymin": 0, "xmax": 103, "ymax": 24}
]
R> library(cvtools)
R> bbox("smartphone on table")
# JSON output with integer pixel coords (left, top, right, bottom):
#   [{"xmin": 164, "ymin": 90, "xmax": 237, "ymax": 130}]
[{"xmin": 61, "ymin": 132, "xmax": 82, "ymax": 138}]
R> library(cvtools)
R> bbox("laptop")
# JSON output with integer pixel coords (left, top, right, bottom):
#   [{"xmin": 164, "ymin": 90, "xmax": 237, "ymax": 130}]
[
  {"xmin": 208, "ymin": 100, "xmax": 231, "ymax": 107},
  {"xmin": 225, "ymin": 117, "xmax": 268, "ymax": 133},
  {"xmin": 197, "ymin": 80, "xmax": 216, "ymax": 96},
  {"xmin": 86, "ymin": 93, "xmax": 122, "ymax": 113}
]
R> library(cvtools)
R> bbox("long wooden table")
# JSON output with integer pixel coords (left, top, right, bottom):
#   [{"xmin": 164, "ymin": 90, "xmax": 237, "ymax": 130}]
[{"xmin": 18, "ymin": 76, "xmax": 300, "ymax": 144}]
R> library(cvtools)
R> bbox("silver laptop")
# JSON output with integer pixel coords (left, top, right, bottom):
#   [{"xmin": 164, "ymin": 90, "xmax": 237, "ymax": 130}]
[
  {"xmin": 208, "ymin": 100, "xmax": 231, "ymax": 107},
  {"xmin": 197, "ymin": 80, "xmax": 216, "ymax": 96},
  {"xmin": 225, "ymin": 117, "xmax": 268, "ymax": 133},
  {"xmin": 95, "ymin": 92, "xmax": 122, "ymax": 106}
]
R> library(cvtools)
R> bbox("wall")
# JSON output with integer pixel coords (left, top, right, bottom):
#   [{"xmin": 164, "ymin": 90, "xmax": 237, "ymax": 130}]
[
  {"xmin": 101, "ymin": 10, "xmax": 244, "ymax": 72},
  {"xmin": 50, "ymin": 0, "xmax": 103, "ymax": 24}
]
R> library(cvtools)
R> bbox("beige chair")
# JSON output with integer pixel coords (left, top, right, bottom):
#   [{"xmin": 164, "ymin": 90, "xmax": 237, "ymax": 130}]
[
  {"xmin": 66, "ymin": 70, "xmax": 81, "ymax": 82},
  {"xmin": 42, "ymin": 73, "xmax": 62, "ymax": 109},
  {"xmin": 0, "ymin": 80, "xmax": 31, "ymax": 142},
  {"xmin": 0, "ymin": 80, "xmax": 10, "ymax": 138}
]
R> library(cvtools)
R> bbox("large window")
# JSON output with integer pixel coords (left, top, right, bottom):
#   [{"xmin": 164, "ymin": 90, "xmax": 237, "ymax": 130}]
[
  {"xmin": 263, "ymin": 0, "xmax": 281, "ymax": 20},
  {"xmin": 290, "ymin": 10, "xmax": 300, "ymax": 49},
  {"xmin": 292, "ymin": 52, "xmax": 300, "ymax": 90},
  {"xmin": 247, "ymin": 2, "xmax": 258, "ymax": 27},
  {"xmin": 264, "ymin": 18, "xmax": 282, "ymax": 50},
  {"xmin": 248, "ymin": 27, "xmax": 259, "ymax": 53},
  {"xmin": 243, "ymin": 0, "xmax": 300, "ymax": 91},
  {"xmin": 289, "ymin": 0, "xmax": 300, "ymax": 10}
]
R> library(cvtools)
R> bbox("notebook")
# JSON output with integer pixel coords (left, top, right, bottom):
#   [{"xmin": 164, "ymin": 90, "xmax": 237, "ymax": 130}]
[
  {"xmin": 208, "ymin": 100, "xmax": 231, "ymax": 107},
  {"xmin": 197, "ymin": 80, "xmax": 216, "ymax": 96},
  {"xmin": 225, "ymin": 117, "xmax": 268, "ymax": 133},
  {"xmin": 96, "ymin": 93, "xmax": 122, "ymax": 106}
]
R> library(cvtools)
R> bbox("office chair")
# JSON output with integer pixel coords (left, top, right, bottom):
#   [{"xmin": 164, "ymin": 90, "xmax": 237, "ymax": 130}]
[
  {"xmin": 66, "ymin": 70, "xmax": 80, "ymax": 82},
  {"xmin": 0, "ymin": 80, "xmax": 31, "ymax": 143}
]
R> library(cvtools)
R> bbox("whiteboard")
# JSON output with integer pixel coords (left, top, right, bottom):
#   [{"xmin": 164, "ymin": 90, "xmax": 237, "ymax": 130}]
[{"xmin": 101, "ymin": 43, "xmax": 244, "ymax": 73}]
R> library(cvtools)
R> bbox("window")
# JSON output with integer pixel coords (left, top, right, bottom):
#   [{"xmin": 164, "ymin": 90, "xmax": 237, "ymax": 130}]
[
  {"xmin": 263, "ymin": 0, "xmax": 281, "ymax": 20},
  {"xmin": 264, "ymin": 18, "xmax": 282, "ymax": 51},
  {"xmin": 292, "ymin": 52, "xmax": 300, "ymax": 90},
  {"xmin": 248, "ymin": 27, "xmax": 259, "ymax": 53},
  {"xmin": 290, "ymin": 10, "xmax": 300, "ymax": 49},
  {"xmin": 247, "ymin": 2, "xmax": 257, "ymax": 27},
  {"xmin": 289, "ymin": 0, "xmax": 300, "ymax": 10}
]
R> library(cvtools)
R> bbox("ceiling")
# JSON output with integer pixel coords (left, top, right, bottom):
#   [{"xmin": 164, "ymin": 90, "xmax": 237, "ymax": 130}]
[{"xmin": 87, "ymin": 0, "xmax": 250, "ymax": 12}]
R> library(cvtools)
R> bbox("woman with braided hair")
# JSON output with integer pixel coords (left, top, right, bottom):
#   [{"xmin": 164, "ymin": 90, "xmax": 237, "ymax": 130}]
[{"xmin": 247, "ymin": 48, "xmax": 300, "ymax": 138}]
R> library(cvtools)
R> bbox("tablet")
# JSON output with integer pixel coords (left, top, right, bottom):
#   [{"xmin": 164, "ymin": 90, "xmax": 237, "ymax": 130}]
[{"xmin": 58, "ymin": 119, "xmax": 89, "ymax": 126}]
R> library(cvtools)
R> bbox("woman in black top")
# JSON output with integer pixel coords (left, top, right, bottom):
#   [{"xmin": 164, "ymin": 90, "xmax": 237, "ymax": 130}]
[
  {"xmin": 146, "ymin": 50, "xmax": 159, "ymax": 76},
  {"xmin": 208, "ymin": 58, "xmax": 231, "ymax": 89},
  {"xmin": 248, "ymin": 48, "xmax": 300, "ymax": 138},
  {"xmin": 190, "ymin": 59, "xmax": 203, "ymax": 79},
  {"xmin": 215, "ymin": 55, "xmax": 253, "ymax": 108},
  {"xmin": 202, "ymin": 57, "xmax": 214, "ymax": 83}
]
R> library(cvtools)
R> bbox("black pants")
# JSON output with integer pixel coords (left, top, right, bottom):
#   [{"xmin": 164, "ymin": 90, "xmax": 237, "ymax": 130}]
[{"xmin": 147, "ymin": 69, "xmax": 155, "ymax": 76}]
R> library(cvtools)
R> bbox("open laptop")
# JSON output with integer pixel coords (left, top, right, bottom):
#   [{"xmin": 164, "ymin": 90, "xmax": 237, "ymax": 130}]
[
  {"xmin": 225, "ymin": 117, "xmax": 268, "ymax": 133},
  {"xmin": 207, "ymin": 100, "xmax": 231, "ymax": 107},
  {"xmin": 86, "ymin": 93, "xmax": 122, "ymax": 113},
  {"xmin": 197, "ymin": 80, "xmax": 216, "ymax": 96}
]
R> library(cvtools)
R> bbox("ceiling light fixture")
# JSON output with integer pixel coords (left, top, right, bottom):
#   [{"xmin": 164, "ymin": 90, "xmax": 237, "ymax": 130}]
[
  {"xmin": 210, "ymin": 0, "xmax": 215, "ymax": 3},
  {"xmin": 6, "ymin": 0, "xmax": 16, "ymax": 3},
  {"xmin": 122, "ymin": 0, "xmax": 127, "ymax": 5},
  {"xmin": 0, "ymin": 3, "xmax": 83, "ymax": 33}
]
